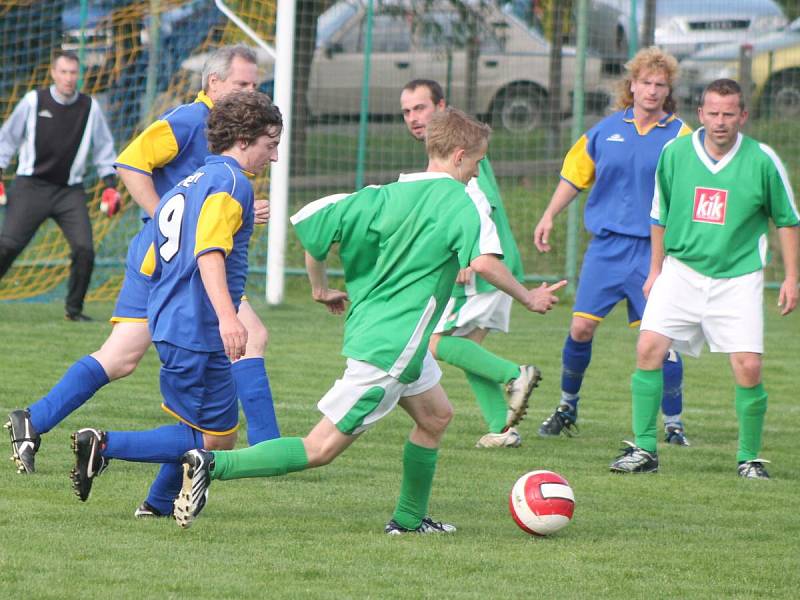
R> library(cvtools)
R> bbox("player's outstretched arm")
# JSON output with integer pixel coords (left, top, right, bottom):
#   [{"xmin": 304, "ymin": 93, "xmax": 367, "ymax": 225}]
[
  {"xmin": 533, "ymin": 180, "xmax": 579, "ymax": 253},
  {"xmin": 777, "ymin": 226, "xmax": 799, "ymax": 316},
  {"xmin": 197, "ymin": 250, "xmax": 247, "ymax": 360},
  {"xmin": 470, "ymin": 254, "xmax": 566, "ymax": 314},
  {"xmin": 305, "ymin": 251, "xmax": 348, "ymax": 315}
]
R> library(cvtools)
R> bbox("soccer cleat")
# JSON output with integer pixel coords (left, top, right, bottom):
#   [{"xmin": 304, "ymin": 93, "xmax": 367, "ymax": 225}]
[
  {"xmin": 738, "ymin": 459, "xmax": 771, "ymax": 480},
  {"xmin": 65, "ymin": 312, "xmax": 93, "ymax": 322},
  {"xmin": 609, "ymin": 441, "xmax": 659, "ymax": 473},
  {"xmin": 538, "ymin": 404, "xmax": 578, "ymax": 437},
  {"xmin": 134, "ymin": 501, "xmax": 172, "ymax": 519},
  {"xmin": 475, "ymin": 427, "xmax": 522, "ymax": 448},
  {"xmin": 6, "ymin": 409, "xmax": 41, "ymax": 474},
  {"xmin": 664, "ymin": 422, "xmax": 690, "ymax": 446},
  {"xmin": 173, "ymin": 449, "xmax": 213, "ymax": 529},
  {"xmin": 505, "ymin": 365, "xmax": 541, "ymax": 428},
  {"xmin": 69, "ymin": 428, "xmax": 109, "ymax": 501},
  {"xmin": 384, "ymin": 516, "xmax": 457, "ymax": 535}
]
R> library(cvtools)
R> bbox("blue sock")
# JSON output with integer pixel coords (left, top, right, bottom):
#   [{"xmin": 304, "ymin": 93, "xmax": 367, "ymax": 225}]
[
  {"xmin": 28, "ymin": 355, "xmax": 109, "ymax": 434},
  {"xmin": 560, "ymin": 335, "xmax": 592, "ymax": 409},
  {"xmin": 232, "ymin": 357, "xmax": 280, "ymax": 445},
  {"xmin": 102, "ymin": 422, "xmax": 202, "ymax": 463},
  {"xmin": 661, "ymin": 351, "xmax": 684, "ymax": 418},
  {"xmin": 144, "ymin": 463, "xmax": 184, "ymax": 516}
]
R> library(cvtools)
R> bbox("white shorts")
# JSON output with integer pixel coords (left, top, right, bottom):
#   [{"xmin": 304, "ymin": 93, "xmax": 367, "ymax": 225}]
[
  {"xmin": 640, "ymin": 256, "xmax": 764, "ymax": 357},
  {"xmin": 433, "ymin": 290, "xmax": 513, "ymax": 336},
  {"xmin": 318, "ymin": 352, "xmax": 442, "ymax": 435}
]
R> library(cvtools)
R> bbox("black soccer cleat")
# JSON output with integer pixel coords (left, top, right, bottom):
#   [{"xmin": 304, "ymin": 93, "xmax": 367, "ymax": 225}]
[
  {"xmin": 538, "ymin": 404, "xmax": 578, "ymax": 437},
  {"xmin": 738, "ymin": 459, "xmax": 771, "ymax": 480},
  {"xmin": 6, "ymin": 409, "xmax": 41, "ymax": 474},
  {"xmin": 70, "ymin": 428, "xmax": 109, "ymax": 501},
  {"xmin": 173, "ymin": 449, "xmax": 213, "ymax": 529},
  {"xmin": 134, "ymin": 501, "xmax": 172, "ymax": 519},
  {"xmin": 664, "ymin": 423, "xmax": 690, "ymax": 447},
  {"xmin": 384, "ymin": 516, "xmax": 457, "ymax": 535},
  {"xmin": 609, "ymin": 440, "xmax": 659, "ymax": 474}
]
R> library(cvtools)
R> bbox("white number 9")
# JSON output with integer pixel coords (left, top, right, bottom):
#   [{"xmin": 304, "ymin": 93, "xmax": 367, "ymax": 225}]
[{"xmin": 158, "ymin": 193, "xmax": 185, "ymax": 261}]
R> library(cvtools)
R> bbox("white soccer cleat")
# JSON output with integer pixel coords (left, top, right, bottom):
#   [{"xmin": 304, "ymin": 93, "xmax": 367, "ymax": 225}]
[{"xmin": 475, "ymin": 427, "xmax": 522, "ymax": 448}]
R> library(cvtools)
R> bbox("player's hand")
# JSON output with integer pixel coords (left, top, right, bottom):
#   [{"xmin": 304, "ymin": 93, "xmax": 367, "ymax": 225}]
[
  {"xmin": 254, "ymin": 199, "xmax": 270, "ymax": 224},
  {"xmin": 312, "ymin": 288, "xmax": 349, "ymax": 315},
  {"xmin": 778, "ymin": 276, "xmax": 798, "ymax": 316},
  {"xmin": 0, "ymin": 181, "xmax": 6, "ymax": 206},
  {"xmin": 533, "ymin": 215, "xmax": 554, "ymax": 253},
  {"xmin": 642, "ymin": 272, "xmax": 660, "ymax": 299},
  {"xmin": 525, "ymin": 279, "xmax": 567, "ymax": 314},
  {"xmin": 100, "ymin": 187, "xmax": 121, "ymax": 217},
  {"xmin": 219, "ymin": 315, "xmax": 248, "ymax": 361},
  {"xmin": 456, "ymin": 267, "xmax": 473, "ymax": 285}
]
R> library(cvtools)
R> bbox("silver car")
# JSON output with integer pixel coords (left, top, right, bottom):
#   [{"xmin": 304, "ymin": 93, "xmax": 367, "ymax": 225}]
[
  {"xmin": 182, "ymin": 0, "xmax": 607, "ymax": 132},
  {"xmin": 588, "ymin": 0, "xmax": 787, "ymax": 63}
]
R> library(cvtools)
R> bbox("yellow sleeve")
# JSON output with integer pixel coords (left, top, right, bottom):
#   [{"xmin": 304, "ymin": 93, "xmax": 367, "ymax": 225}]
[
  {"xmin": 677, "ymin": 123, "xmax": 693, "ymax": 137},
  {"xmin": 139, "ymin": 243, "xmax": 156, "ymax": 277},
  {"xmin": 115, "ymin": 120, "xmax": 180, "ymax": 173},
  {"xmin": 560, "ymin": 134, "xmax": 595, "ymax": 190},
  {"xmin": 194, "ymin": 192, "xmax": 244, "ymax": 257}
]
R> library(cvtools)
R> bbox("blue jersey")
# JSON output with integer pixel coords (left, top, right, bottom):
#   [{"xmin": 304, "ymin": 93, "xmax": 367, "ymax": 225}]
[
  {"xmin": 114, "ymin": 91, "xmax": 213, "ymax": 198},
  {"xmin": 147, "ymin": 155, "xmax": 255, "ymax": 352},
  {"xmin": 561, "ymin": 108, "xmax": 691, "ymax": 238}
]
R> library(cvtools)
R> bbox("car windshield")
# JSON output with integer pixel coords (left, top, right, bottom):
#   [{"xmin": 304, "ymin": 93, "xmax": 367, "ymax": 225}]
[{"xmin": 317, "ymin": 0, "xmax": 360, "ymax": 47}]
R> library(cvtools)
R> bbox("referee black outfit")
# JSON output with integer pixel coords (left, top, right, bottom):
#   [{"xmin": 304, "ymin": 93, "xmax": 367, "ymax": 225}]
[{"xmin": 0, "ymin": 51, "xmax": 117, "ymax": 320}]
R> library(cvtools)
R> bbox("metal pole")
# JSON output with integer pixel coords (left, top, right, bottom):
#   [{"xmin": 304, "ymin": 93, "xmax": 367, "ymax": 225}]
[
  {"xmin": 565, "ymin": 0, "xmax": 588, "ymax": 295},
  {"xmin": 78, "ymin": 0, "xmax": 88, "ymax": 88},
  {"xmin": 354, "ymin": 0, "xmax": 374, "ymax": 190},
  {"xmin": 266, "ymin": 0, "xmax": 297, "ymax": 305},
  {"xmin": 628, "ymin": 0, "xmax": 638, "ymax": 59},
  {"xmin": 143, "ymin": 0, "xmax": 161, "ymax": 118}
]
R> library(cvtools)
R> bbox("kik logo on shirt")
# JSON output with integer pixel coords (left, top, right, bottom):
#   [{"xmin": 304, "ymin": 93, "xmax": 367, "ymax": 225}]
[{"xmin": 693, "ymin": 187, "xmax": 728, "ymax": 225}]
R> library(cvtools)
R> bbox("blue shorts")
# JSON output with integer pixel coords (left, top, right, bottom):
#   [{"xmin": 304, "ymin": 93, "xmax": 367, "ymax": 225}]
[
  {"xmin": 111, "ymin": 223, "xmax": 154, "ymax": 323},
  {"xmin": 155, "ymin": 341, "xmax": 239, "ymax": 436},
  {"xmin": 573, "ymin": 233, "xmax": 650, "ymax": 325}
]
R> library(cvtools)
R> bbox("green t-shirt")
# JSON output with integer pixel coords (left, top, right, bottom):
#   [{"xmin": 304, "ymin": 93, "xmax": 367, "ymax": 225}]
[
  {"xmin": 452, "ymin": 159, "xmax": 524, "ymax": 297},
  {"xmin": 653, "ymin": 129, "xmax": 800, "ymax": 278},
  {"xmin": 291, "ymin": 172, "xmax": 502, "ymax": 383}
]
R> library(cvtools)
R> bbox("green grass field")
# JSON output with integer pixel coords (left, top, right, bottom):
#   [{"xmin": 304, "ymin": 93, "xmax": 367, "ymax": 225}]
[{"xmin": 1, "ymin": 287, "xmax": 798, "ymax": 599}]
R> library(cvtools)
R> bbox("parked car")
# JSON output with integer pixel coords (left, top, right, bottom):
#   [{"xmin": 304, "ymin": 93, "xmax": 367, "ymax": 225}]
[
  {"xmin": 181, "ymin": 0, "xmax": 608, "ymax": 132},
  {"xmin": 586, "ymin": 0, "xmax": 787, "ymax": 65},
  {"xmin": 678, "ymin": 17, "xmax": 800, "ymax": 119}
]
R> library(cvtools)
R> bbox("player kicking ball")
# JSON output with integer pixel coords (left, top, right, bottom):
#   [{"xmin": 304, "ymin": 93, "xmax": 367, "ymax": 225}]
[
  {"xmin": 173, "ymin": 108, "xmax": 566, "ymax": 532},
  {"xmin": 68, "ymin": 92, "xmax": 283, "ymax": 505},
  {"xmin": 609, "ymin": 79, "xmax": 799, "ymax": 478}
]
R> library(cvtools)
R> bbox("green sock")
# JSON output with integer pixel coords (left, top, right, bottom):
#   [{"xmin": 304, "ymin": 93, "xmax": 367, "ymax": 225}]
[
  {"xmin": 632, "ymin": 368, "xmax": 662, "ymax": 453},
  {"xmin": 465, "ymin": 371, "xmax": 507, "ymax": 433},
  {"xmin": 436, "ymin": 335, "xmax": 520, "ymax": 384},
  {"xmin": 392, "ymin": 440, "xmax": 439, "ymax": 530},
  {"xmin": 211, "ymin": 437, "xmax": 308, "ymax": 481},
  {"xmin": 735, "ymin": 383, "xmax": 768, "ymax": 463}
]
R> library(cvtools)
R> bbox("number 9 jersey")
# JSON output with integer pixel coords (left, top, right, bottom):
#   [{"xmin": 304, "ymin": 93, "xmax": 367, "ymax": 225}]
[{"xmin": 147, "ymin": 155, "xmax": 255, "ymax": 352}]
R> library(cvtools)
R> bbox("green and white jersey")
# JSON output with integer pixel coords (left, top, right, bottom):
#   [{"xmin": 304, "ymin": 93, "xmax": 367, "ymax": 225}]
[
  {"xmin": 291, "ymin": 171, "xmax": 502, "ymax": 383},
  {"xmin": 652, "ymin": 129, "xmax": 799, "ymax": 278},
  {"xmin": 454, "ymin": 159, "xmax": 524, "ymax": 297}
]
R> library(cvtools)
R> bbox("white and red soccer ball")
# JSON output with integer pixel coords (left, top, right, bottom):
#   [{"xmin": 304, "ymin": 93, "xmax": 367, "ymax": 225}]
[{"xmin": 509, "ymin": 470, "xmax": 575, "ymax": 536}]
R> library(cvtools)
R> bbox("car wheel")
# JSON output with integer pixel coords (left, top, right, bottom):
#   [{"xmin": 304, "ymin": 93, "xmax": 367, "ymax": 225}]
[
  {"xmin": 765, "ymin": 72, "xmax": 800, "ymax": 119},
  {"xmin": 492, "ymin": 85, "xmax": 545, "ymax": 133}
]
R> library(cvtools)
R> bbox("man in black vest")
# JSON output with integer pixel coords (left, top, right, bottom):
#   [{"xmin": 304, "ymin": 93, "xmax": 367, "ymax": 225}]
[{"xmin": 0, "ymin": 50, "xmax": 118, "ymax": 321}]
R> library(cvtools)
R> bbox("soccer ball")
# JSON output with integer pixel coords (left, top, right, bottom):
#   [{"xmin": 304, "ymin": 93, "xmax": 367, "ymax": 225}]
[{"xmin": 509, "ymin": 470, "xmax": 575, "ymax": 536}]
